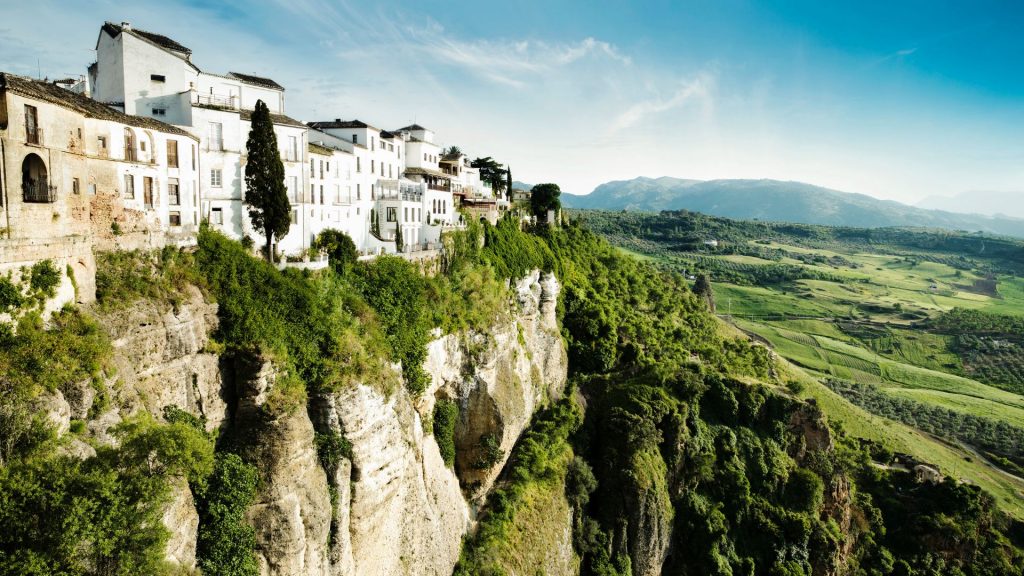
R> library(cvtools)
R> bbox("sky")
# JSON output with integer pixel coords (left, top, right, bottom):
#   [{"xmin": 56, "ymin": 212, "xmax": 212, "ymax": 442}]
[{"xmin": 2, "ymin": 0, "xmax": 1023, "ymax": 207}]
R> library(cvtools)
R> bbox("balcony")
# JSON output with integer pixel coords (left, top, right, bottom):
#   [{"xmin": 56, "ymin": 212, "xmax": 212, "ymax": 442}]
[
  {"xmin": 378, "ymin": 189, "xmax": 423, "ymax": 202},
  {"xmin": 23, "ymin": 181, "xmax": 57, "ymax": 203},
  {"xmin": 26, "ymin": 127, "xmax": 43, "ymax": 146},
  {"xmin": 194, "ymin": 93, "xmax": 239, "ymax": 110},
  {"xmin": 428, "ymin": 182, "xmax": 450, "ymax": 192}
]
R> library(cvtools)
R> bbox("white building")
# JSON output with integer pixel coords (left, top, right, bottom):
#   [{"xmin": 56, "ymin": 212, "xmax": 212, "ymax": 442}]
[
  {"xmin": 1, "ymin": 72, "xmax": 200, "ymax": 243},
  {"xmin": 88, "ymin": 21, "xmax": 310, "ymax": 255}
]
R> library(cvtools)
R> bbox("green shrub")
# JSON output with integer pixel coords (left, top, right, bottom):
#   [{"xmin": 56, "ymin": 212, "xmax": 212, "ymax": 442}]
[
  {"xmin": 433, "ymin": 399, "xmax": 459, "ymax": 468},
  {"xmin": 28, "ymin": 260, "xmax": 60, "ymax": 298},
  {"xmin": 195, "ymin": 453, "xmax": 260, "ymax": 576}
]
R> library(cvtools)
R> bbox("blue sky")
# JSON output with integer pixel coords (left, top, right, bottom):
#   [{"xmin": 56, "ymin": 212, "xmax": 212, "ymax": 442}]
[{"xmin": 2, "ymin": 0, "xmax": 1023, "ymax": 208}]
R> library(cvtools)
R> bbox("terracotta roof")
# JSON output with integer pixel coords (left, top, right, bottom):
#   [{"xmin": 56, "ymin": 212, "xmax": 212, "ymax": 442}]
[
  {"xmin": 228, "ymin": 72, "xmax": 284, "ymax": 90},
  {"xmin": 308, "ymin": 119, "xmax": 379, "ymax": 131},
  {"xmin": 0, "ymin": 72, "xmax": 196, "ymax": 140},
  {"xmin": 308, "ymin": 142, "xmax": 334, "ymax": 155},
  {"xmin": 239, "ymin": 108, "xmax": 306, "ymax": 128},
  {"xmin": 102, "ymin": 22, "xmax": 191, "ymax": 55}
]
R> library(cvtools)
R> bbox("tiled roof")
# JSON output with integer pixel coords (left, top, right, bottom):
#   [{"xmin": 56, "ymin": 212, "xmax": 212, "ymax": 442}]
[
  {"xmin": 228, "ymin": 72, "xmax": 284, "ymax": 90},
  {"xmin": 102, "ymin": 22, "xmax": 191, "ymax": 55},
  {"xmin": 0, "ymin": 72, "xmax": 197, "ymax": 140},
  {"xmin": 308, "ymin": 142, "xmax": 335, "ymax": 155},
  {"xmin": 239, "ymin": 108, "xmax": 306, "ymax": 128},
  {"xmin": 397, "ymin": 123, "xmax": 428, "ymax": 132},
  {"xmin": 404, "ymin": 166, "xmax": 450, "ymax": 179},
  {"xmin": 308, "ymin": 119, "xmax": 379, "ymax": 130}
]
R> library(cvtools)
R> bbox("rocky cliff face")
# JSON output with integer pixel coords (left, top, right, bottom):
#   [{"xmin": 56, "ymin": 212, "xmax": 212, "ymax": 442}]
[{"xmin": 73, "ymin": 269, "xmax": 567, "ymax": 576}]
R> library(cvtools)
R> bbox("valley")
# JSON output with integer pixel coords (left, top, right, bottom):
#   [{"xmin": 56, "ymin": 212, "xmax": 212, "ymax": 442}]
[{"xmin": 578, "ymin": 208, "xmax": 1024, "ymax": 517}]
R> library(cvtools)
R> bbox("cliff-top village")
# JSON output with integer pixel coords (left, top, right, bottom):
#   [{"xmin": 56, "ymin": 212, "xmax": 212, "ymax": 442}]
[{"xmin": 1, "ymin": 20, "xmax": 521, "ymax": 310}]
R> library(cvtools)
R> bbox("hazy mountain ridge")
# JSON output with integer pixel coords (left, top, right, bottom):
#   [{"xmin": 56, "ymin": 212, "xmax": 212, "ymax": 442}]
[
  {"xmin": 917, "ymin": 191, "xmax": 1024, "ymax": 220},
  {"xmin": 563, "ymin": 177, "xmax": 1024, "ymax": 238}
]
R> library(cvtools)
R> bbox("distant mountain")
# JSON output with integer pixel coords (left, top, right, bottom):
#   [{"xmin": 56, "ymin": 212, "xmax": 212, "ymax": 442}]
[
  {"xmin": 917, "ymin": 191, "xmax": 1024, "ymax": 220},
  {"xmin": 512, "ymin": 181, "xmax": 534, "ymax": 191},
  {"xmin": 563, "ymin": 177, "xmax": 1024, "ymax": 238}
]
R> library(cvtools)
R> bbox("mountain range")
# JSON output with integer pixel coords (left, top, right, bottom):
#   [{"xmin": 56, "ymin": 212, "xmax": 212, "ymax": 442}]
[
  {"xmin": 917, "ymin": 191, "xmax": 1024, "ymax": 220},
  {"xmin": 560, "ymin": 177, "xmax": 1024, "ymax": 238}
]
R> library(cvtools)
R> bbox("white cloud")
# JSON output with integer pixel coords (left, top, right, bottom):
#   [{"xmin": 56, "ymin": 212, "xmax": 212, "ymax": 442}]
[{"xmin": 611, "ymin": 73, "xmax": 715, "ymax": 132}]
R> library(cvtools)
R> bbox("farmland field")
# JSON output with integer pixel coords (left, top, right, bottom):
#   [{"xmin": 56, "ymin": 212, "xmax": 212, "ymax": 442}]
[{"xmin": 579, "ymin": 208, "xmax": 1024, "ymax": 514}]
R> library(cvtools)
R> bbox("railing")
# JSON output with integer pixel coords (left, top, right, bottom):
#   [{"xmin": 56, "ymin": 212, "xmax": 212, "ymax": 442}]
[
  {"xmin": 378, "ymin": 189, "xmax": 423, "ymax": 202},
  {"xmin": 26, "ymin": 127, "xmax": 43, "ymax": 146},
  {"xmin": 23, "ymin": 181, "xmax": 57, "ymax": 203},
  {"xmin": 429, "ymin": 183, "xmax": 450, "ymax": 192},
  {"xmin": 194, "ymin": 93, "xmax": 239, "ymax": 109}
]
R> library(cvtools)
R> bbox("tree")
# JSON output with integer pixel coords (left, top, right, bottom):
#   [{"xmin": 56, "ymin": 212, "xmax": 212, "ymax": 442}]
[
  {"xmin": 443, "ymin": 146, "xmax": 462, "ymax": 158},
  {"xmin": 505, "ymin": 166, "xmax": 513, "ymax": 202},
  {"xmin": 312, "ymin": 229, "xmax": 358, "ymax": 273},
  {"xmin": 530, "ymin": 182, "xmax": 561, "ymax": 220},
  {"xmin": 471, "ymin": 156, "xmax": 507, "ymax": 198},
  {"xmin": 244, "ymin": 100, "xmax": 291, "ymax": 263},
  {"xmin": 395, "ymin": 224, "xmax": 404, "ymax": 253},
  {"xmin": 694, "ymin": 273, "xmax": 716, "ymax": 313}
]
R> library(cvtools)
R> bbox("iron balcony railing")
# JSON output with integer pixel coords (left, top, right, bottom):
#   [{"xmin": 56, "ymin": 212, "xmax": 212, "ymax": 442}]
[
  {"xmin": 194, "ymin": 93, "xmax": 239, "ymax": 109},
  {"xmin": 23, "ymin": 181, "xmax": 57, "ymax": 203}
]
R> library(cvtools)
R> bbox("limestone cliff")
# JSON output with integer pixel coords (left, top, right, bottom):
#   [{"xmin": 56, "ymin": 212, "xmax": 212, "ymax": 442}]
[{"xmin": 67, "ymin": 269, "xmax": 568, "ymax": 576}]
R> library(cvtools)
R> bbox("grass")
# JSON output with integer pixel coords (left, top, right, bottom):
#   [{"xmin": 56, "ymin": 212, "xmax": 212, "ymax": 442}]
[{"xmin": 778, "ymin": 358, "xmax": 1024, "ymax": 520}]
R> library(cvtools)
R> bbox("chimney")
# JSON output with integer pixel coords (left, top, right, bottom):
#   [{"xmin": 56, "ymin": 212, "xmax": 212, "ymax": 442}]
[{"xmin": 121, "ymin": 21, "xmax": 132, "ymax": 30}]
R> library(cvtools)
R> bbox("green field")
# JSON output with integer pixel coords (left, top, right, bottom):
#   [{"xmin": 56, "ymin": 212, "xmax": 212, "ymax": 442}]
[{"xmin": 585, "ymin": 209, "xmax": 1024, "ymax": 514}]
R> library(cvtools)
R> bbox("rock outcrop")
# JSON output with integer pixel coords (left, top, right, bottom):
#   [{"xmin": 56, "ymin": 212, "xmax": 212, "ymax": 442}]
[{"xmin": 63, "ymin": 269, "xmax": 568, "ymax": 576}]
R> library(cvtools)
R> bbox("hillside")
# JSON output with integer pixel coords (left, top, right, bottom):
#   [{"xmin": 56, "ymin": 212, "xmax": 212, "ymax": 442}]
[
  {"xmin": 563, "ymin": 177, "xmax": 1024, "ymax": 238},
  {"xmin": 918, "ymin": 190, "xmax": 1024, "ymax": 220},
  {"xmin": 2, "ymin": 218, "xmax": 1023, "ymax": 576},
  {"xmin": 576, "ymin": 208, "xmax": 1024, "ymax": 513}
]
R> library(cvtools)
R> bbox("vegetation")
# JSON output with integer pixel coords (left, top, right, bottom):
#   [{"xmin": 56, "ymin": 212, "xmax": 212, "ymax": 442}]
[
  {"xmin": 312, "ymin": 229, "xmax": 358, "ymax": 274},
  {"xmin": 195, "ymin": 453, "xmax": 260, "ymax": 576},
  {"xmin": 433, "ymin": 399, "xmax": 459, "ymax": 468},
  {"xmin": 243, "ymin": 99, "xmax": 291, "ymax": 263},
  {"xmin": 530, "ymin": 182, "xmax": 562, "ymax": 219}
]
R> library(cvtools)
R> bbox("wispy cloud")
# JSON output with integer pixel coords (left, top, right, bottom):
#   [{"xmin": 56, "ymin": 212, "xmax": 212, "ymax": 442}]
[{"xmin": 611, "ymin": 73, "xmax": 716, "ymax": 132}]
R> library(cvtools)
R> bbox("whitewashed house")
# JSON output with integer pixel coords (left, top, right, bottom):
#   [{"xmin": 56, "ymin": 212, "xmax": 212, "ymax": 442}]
[{"xmin": 88, "ymin": 21, "xmax": 310, "ymax": 255}]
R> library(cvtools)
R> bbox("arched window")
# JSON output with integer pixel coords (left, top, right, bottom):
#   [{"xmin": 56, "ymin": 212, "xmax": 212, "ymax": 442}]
[
  {"xmin": 22, "ymin": 153, "xmax": 54, "ymax": 203},
  {"xmin": 124, "ymin": 128, "xmax": 137, "ymax": 161}
]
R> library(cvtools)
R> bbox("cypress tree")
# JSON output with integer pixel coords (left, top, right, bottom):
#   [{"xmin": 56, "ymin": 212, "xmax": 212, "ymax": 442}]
[
  {"xmin": 244, "ymin": 100, "xmax": 291, "ymax": 263},
  {"xmin": 505, "ymin": 166, "xmax": 513, "ymax": 201},
  {"xmin": 395, "ymin": 223, "xmax": 404, "ymax": 252},
  {"xmin": 694, "ymin": 273, "xmax": 716, "ymax": 313}
]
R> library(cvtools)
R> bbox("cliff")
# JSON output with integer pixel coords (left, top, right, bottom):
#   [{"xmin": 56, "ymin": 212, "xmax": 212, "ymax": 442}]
[{"xmin": 57, "ymin": 268, "xmax": 567, "ymax": 575}]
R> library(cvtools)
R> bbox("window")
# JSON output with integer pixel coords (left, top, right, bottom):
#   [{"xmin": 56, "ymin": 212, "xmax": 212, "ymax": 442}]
[
  {"xmin": 143, "ymin": 177, "xmax": 154, "ymax": 209},
  {"xmin": 310, "ymin": 184, "xmax": 315, "ymax": 202},
  {"xmin": 291, "ymin": 210, "xmax": 298, "ymax": 224},
  {"xmin": 319, "ymin": 160, "xmax": 323, "ymax": 179},
  {"xmin": 140, "ymin": 140, "xmax": 147, "ymax": 152},
  {"xmin": 424, "ymin": 153, "xmax": 427, "ymax": 161},
  {"xmin": 169, "ymin": 211, "xmax": 181, "ymax": 226},
  {"xmin": 151, "ymin": 74, "xmax": 166, "ymax": 82},
  {"xmin": 98, "ymin": 136, "xmax": 107, "ymax": 150},
  {"xmin": 124, "ymin": 174, "xmax": 135, "ymax": 199},
  {"xmin": 310, "ymin": 159, "xmax": 315, "ymax": 177},
  {"xmin": 208, "ymin": 122, "xmax": 223, "ymax": 151},
  {"xmin": 386, "ymin": 207, "xmax": 396, "ymax": 222},
  {"xmin": 211, "ymin": 207, "xmax": 223, "ymax": 224},
  {"xmin": 191, "ymin": 144, "xmax": 196, "ymax": 168},
  {"xmin": 152, "ymin": 108, "xmax": 166, "ymax": 116},
  {"xmin": 72, "ymin": 178, "xmax": 80, "ymax": 195},
  {"xmin": 287, "ymin": 136, "xmax": 298, "ymax": 161},
  {"xmin": 289, "ymin": 176, "xmax": 298, "ymax": 203},
  {"xmin": 371, "ymin": 159, "xmax": 375, "ymax": 174},
  {"xmin": 88, "ymin": 183, "xmax": 97, "ymax": 195},
  {"xmin": 319, "ymin": 185, "xmax": 324, "ymax": 204},
  {"xmin": 403, "ymin": 207, "xmax": 408, "ymax": 222},
  {"xmin": 371, "ymin": 137, "xmax": 375, "ymax": 151},
  {"xmin": 168, "ymin": 178, "xmax": 180, "ymax": 205},
  {"xmin": 352, "ymin": 134, "xmax": 358, "ymax": 144},
  {"xmin": 356, "ymin": 157, "xmax": 361, "ymax": 173},
  {"xmin": 25, "ymin": 105, "xmax": 39, "ymax": 145},
  {"xmin": 356, "ymin": 184, "xmax": 361, "ymax": 200},
  {"xmin": 124, "ymin": 129, "xmax": 136, "ymax": 161},
  {"xmin": 211, "ymin": 169, "xmax": 222, "ymax": 187},
  {"xmin": 167, "ymin": 140, "xmax": 179, "ymax": 168}
]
